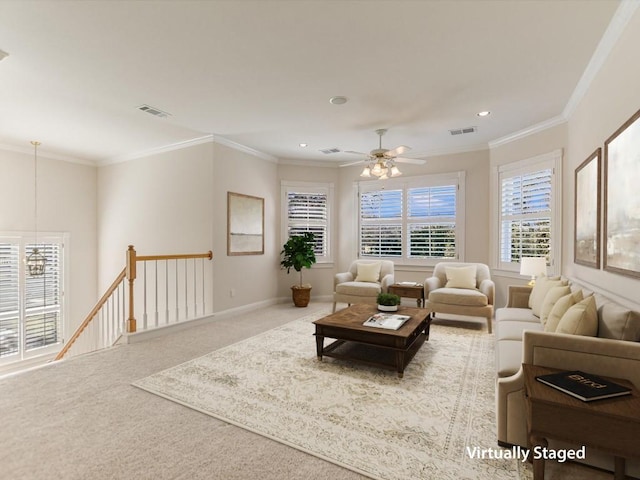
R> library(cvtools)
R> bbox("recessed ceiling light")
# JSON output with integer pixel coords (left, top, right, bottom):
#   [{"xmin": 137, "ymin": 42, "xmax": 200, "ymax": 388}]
[
  {"xmin": 299, "ymin": 143, "xmax": 308, "ymax": 148},
  {"xmin": 329, "ymin": 96, "xmax": 348, "ymax": 105},
  {"xmin": 477, "ymin": 111, "xmax": 491, "ymax": 117}
]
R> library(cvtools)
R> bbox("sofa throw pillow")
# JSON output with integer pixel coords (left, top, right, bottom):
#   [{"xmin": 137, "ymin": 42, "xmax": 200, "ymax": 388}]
[
  {"xmin": 528, "ymin": 275, "xmax": 567, "ymax": 318},
  {"xmin": 445, "ymin": 265, "xmax": 477, "ymax": 289},
  {"xmin": 355, "ymin": 262, "xmax": 381, "ymax": 283},
  {"xmin": 540, "ymin": 285, "xmax": 571, "ymax": 327},
  {"xmin": 544, "ymin": 290, "xmax": 584, "ymax": 332},
  {"xmin": 598, "ymin": 303, "xmax": 640, "ymax": 341},
  {"xmin": 556, "ymin": 295, "xmax": 598, "ymax": 336}
]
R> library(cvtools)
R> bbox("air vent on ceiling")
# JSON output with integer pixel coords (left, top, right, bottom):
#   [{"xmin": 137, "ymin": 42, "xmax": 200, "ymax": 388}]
[
  {"xmin": 319, "ymin": 148, "xmax": 341, "ymax": 154},
  {"xmin": 137, "ymin": 104, "xmax": 171, "ymax": 118},
  {"xmin": 449, "ymin": 126, "xmax": 477, "ymax": 136}
]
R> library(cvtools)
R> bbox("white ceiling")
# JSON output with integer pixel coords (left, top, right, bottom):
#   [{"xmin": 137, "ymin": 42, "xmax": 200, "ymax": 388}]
[{"xmin": 0, "ymin": 0, "xmax": 624, "ymax": 165}]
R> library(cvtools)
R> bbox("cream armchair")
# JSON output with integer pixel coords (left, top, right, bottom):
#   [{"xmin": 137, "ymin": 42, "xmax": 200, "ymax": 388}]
[
  {"xmin": 332, "ymin": 260, "xmax": 395, "ymax": 313},
  {"xmin": 424, "ymin": 262, "xmax": 494, "ymax": 333}
]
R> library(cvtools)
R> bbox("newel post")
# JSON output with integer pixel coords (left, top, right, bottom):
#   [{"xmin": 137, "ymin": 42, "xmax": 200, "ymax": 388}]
[{"xmin": 126, "ymin": 245, "xmax": 137, "ymax": 333}]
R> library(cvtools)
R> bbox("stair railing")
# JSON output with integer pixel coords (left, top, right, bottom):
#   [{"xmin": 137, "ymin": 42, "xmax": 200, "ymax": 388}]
[{"xmin": 55, "ymin": 245, "xmax": 213, "ymax": 361}]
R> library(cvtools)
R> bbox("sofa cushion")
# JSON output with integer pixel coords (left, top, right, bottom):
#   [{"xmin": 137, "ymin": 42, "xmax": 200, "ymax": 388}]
[
  {"xmin": 496, "ymin": 320, "xmax": 543, "ymax": 341},
  {"xmin": 445, "ymin": 265, "xmax": 476, "ymax": 289},
  {"xmin": 496, "ymin": 340, "xmax": 523, "ymax": 378},
  {"xmin": 355, "ymin": 262, "xmax": 381, "ymax": 283},
  {"xmin": 528, "ymin": 275, "xmax": 567, "ymax": 317},
  {"xmin": 335, "ymin": 281, "xmax": 381, "ymax": 296},
  {"xmin": 540, "ymin": 285, "xmax": 571, "ymax": 327},
  {"xmin": 495, "ymin": 307, "xmax": 540, "ymax": 324},
  {"xmin": 598, "ymin": 303, "xmax": 640, "ymax": 341},
  {"xmin": 556, "ymin": 295, "xmax": 598, "ymax": 336},
  {"xmin": 429, "ymin": 287, "xmax": 487, "ymax": 307},
  {"xmin": 545, "ymin": 290, "xmax": 584, "ymax": 332}
]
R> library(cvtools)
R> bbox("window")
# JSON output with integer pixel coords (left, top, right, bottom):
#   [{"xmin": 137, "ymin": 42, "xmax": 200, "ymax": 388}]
[
  {"xmin": 495, "ymin": 150, "xmax": 562, "ymax": 273},
  {"xmin": 358, "ymin": 172, "xmax": 465, "ymax": 264},
  {"xmin": 0, "ymin": 236, "xmax": 64, "ymax": 364},
  {"xmin": 281, "ymin": 182, "xmax": 333, "ymax": 262}
]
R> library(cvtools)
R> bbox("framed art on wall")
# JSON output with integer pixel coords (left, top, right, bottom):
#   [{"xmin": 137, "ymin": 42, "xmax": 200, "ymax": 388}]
[
  {"xmin": 574, "ymin": 148, "xmax": 601, "ymax": 269},
  {"xmin": 603, "ymin": 107, "xmax": 640, "ymax": 278},
  {"xmin": 227, "ymin": 192, "xmax": 264, "ymax": 256}
]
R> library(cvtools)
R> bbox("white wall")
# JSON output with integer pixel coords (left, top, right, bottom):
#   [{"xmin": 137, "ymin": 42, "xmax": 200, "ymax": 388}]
[
  {"xmin": 0, "ymin": 148, "xmax": 98, "ymax": 337},
  {"xmin": 564, "ymin": 7, "xmax": 640, "ymax": 306},
  {"xmin": 97, "ymin": 140, "xmax": 280, "ymax": 315}
]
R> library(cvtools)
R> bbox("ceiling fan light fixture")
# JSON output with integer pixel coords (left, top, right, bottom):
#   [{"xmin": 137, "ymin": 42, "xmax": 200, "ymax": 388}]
[
  {"xmin": 390, "ymin": 165, "xmax": 402, "ymax": 177},
  {"xmin": 371, "ymin": 162, "xmax": 384, "ymax": 176},
  {"xmin": 360, "ymin": 166, "xmax": 371, "ymax": 177}
]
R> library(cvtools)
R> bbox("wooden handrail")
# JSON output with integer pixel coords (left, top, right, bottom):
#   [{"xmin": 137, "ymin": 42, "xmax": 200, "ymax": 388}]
[
  {"xmin": 54, "ymin": 268, "xmax": 126, "ymax": 361},
  {"xmin": 137, "ymin": 251, "xmax": 213, "ymax": 262},
  {"xmin": 55, "ymin": 245, "xmax": 214, "ymax": 361}
]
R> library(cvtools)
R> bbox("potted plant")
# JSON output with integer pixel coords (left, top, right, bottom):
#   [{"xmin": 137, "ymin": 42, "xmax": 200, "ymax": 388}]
[
  {"xmin": 280, "ymin": 232, "xmax": 316, "ymax": 307},
  {"xmin": 377, "ymin": 292, "xmax": 401, "ymax": 312}
]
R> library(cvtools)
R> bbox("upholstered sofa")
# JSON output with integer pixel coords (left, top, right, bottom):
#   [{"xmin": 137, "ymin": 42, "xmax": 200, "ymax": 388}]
[{"xmin": 495, "ymin": 277, "xmax": 640, "ymax": 476}]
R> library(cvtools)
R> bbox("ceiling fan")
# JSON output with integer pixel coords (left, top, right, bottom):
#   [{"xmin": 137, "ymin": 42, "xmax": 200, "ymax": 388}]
[{"xmin": 340, "ymin": 129, "xmax": 425, "ymax": 179}]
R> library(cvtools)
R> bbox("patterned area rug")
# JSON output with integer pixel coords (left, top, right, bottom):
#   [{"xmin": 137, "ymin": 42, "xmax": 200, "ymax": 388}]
[{"xmin": 133, "ymin": 312, "xmax": 533, "ymax": 480}]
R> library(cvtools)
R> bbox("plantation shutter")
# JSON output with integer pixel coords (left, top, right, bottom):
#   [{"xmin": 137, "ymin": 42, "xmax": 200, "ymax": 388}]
[
  {"xmin": 500, "ymin": 168, "xmax": 552, "ymax": 262},
  {"xmin": 407, "ymin": 185, "xmax": 457, "ymax": 258},
  {"xmin": 359, "ymin": 189, "xmax": 403, "ymax": 257},
  {"xmin": 24, "ymin": 243, "xmax": 62, "ymax": 351},
  {"xmin": 0, "ymin": 238, "xmax": 64, "ymax": 362},
  {"xmin": 0, "ymin": 243, "xmax": 20, "ymax": 358},
  {"xmin": 286, "ymin": 191, "xmax": 328, "ymax": 257}
]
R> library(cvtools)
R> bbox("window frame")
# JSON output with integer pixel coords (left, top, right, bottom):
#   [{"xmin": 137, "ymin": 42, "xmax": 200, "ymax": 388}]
[
  {"xmin": 492, "ymin": 150, "xmax": 562, "ymax": 276},
  {"xmin": 0, "ymin": 232, "xmax": 66, "ymax": 366},
  {"xmin": 356, "ymin": 172, "xmax": 466, "ymax": 266},
  {"xmin": 280, "ymin": 181, "xmax": 334, "ymax": 264}
]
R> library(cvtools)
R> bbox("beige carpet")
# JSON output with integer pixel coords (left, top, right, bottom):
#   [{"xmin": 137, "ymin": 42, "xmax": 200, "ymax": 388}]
[{"xmin": 133, "ymin": 312, "xmax": 533, "ymax": 480}]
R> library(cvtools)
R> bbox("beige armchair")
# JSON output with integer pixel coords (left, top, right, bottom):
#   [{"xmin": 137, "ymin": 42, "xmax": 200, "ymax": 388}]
[
  {"xmin": 332, "ymin": 260, "xmax": 395, "ymax": 313},
  {"xmin": 424, "ymin": 262, "xmax": 494, "ymax": 333}
]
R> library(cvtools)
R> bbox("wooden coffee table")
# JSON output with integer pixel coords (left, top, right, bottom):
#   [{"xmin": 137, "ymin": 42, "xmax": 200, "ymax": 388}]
[
  {"xmin": 313, "ymin": 304, "xmax": 431, "ymax": 378},
  {"xmin": 388, "ymin": 283, "xmax": 425, "ymax": 307}
]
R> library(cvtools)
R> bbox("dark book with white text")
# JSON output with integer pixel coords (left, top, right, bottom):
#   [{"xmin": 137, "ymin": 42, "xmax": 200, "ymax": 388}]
[{"xmin": 536, "ymin": 370, "xmax": 631, "ymax": 402}]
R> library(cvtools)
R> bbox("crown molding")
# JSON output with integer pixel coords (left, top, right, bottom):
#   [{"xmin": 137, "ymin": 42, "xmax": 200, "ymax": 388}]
[
  {"xmin": 563, "ymin": 0, "xmax": 640, "ymax": 119},
  {"xmin": 488, "ymin": 115, "xmax": 567, "ymax": 149},
  {"xmin": 0, "ymin": 142, "xmax": 95, "ymax": 166},
  {"xmin": 100, "ymin": 135, "xmax": 215, "ymax": 166},
  {"xmin": 211, "ymin": 134, "xmax": 279, "ymax": 163},
  {"xmin": 101, "ymin": 133, "xmax": 278, "ymax": 166}
]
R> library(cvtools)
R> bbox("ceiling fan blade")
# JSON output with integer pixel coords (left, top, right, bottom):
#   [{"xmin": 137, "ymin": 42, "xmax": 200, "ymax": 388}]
[
  {"xmin": 344, "ymin": 150, "xmax": 369, "ymax": 156},
  {"xmin": 395, "ymin": 157, "xmax": 426, "ymax": 165},
  {"xmin": 339, "ymin": 160, "xmax": 367, "ymax": 167},
  {"xmin": 385, "ymin": 145, "xmax": 412, "ymax": 157}
]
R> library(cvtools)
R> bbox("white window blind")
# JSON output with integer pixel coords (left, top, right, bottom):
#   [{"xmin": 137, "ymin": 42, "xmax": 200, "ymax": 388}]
[
  {"xmin": 500, "ymin": 169, "xmax": 552, "ymax": 262},
  {"xmin": 407, "ymin": 185, "xmax": 457, "ymax": 259},
  {"xmin": 282, "ymin": 182, "xmax": 332, "ymax": 261},
  {"xmin": 495, "ymin": 149, "xmax": 561, "ymax": 273},
  {"xmin": 358, "ymin": 172, "xmax": 464, "ymax": 262},
  {"xmin": 0, "ymin": 237, "xmax": 64, "ymax": 362}
]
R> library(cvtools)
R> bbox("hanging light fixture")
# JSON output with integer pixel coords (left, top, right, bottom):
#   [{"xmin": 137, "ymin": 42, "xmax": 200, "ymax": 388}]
[
  {"xmin": 360, "ymin": 165, "xmax": 371, "ymax": 177},
  {"xmin": 26, "ymin": 140, "xmax": 46, "ymax": 276}
]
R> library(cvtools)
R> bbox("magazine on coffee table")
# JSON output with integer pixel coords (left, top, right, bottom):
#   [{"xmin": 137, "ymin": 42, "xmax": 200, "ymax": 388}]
[{"xmin": 363, "ymin": 313, "xmax": 411, "ymax": 330}]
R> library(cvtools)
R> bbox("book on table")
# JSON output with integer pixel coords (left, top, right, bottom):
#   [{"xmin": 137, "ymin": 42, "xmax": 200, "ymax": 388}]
[
  {"xmin": 363, "ymin": 313, "xmax": 411, "ymax": 330},
  {"xmin": 535, "ymin": 370, "xmax": 632, "ymax": 402}
]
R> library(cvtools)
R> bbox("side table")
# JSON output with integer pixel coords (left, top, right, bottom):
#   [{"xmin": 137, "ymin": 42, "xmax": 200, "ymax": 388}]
[
  {"xmin": 523, "ymin": 363, "xmax": 640, "ymax": 480},
  {"xmin": 388, "ymin": 283, "xmax": 425, "ymax": 308}
]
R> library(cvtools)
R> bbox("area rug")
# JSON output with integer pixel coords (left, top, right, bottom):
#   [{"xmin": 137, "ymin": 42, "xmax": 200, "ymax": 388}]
[{"xmin": 133, "ymin": 312, "xmax": 533, "ymax": 480}]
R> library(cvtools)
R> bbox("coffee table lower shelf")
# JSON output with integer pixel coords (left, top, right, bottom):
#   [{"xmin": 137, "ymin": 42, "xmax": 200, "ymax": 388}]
[{"xmin": 316, "ymin": 334, "xmax": 427, "ymax": 378}]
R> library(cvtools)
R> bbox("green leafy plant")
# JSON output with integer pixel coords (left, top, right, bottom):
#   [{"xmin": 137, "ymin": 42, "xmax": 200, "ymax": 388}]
[
  {"xmin": 376, "ymin": 292, "xmax": 401, "ymax": 306},
  {"xmin": 280, "ymin": 232, "xmax": 317, "ymax": 287}
]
